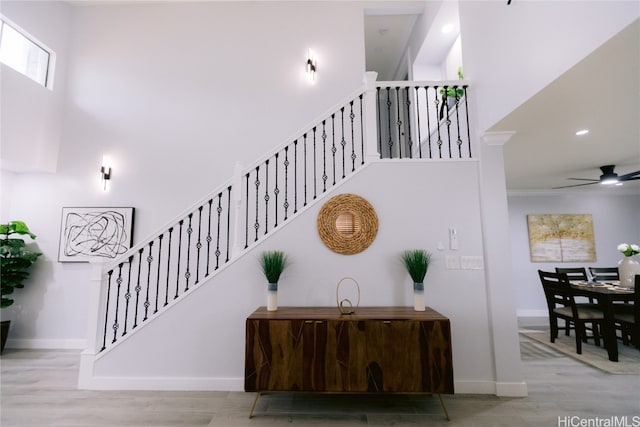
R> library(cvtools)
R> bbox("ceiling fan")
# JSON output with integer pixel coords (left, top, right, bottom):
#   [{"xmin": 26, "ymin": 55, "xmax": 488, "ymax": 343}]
[{"xmin": 554, "ymin": 165, "xmax": 640, "ymax": 189}]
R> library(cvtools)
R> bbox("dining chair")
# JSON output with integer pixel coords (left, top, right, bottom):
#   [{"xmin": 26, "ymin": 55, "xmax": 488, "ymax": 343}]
[
  {"xmin": 588, "ymin": 267, "xmax": 619, "ymax": 282},
  {"xmin": 555, "ymin": 267, "xmax": 597, "ymax": 307},
  {"xmin": 555, "ymin": 267, "xmax": 588, "ymax": 281},
  {"xmin": 613, "ymin": 275, "xmax": 639, "ymax": 349},
  {"xmin": 539, "ymin": 270, "xmax": 604, "ymax": 354}
]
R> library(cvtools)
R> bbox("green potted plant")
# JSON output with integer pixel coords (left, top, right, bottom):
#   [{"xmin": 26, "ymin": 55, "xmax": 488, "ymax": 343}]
[
  {"xmin": 400, "ymin": 249, "xmax": 432, "ymax": 311},
  {"xmin": 1, "ymin": 221, "xmax": 42, "ymax": 353},
  {"xmin": 259, "ymin": 250, "xmax": 288, "ymax": 311},
  {"xmin": 439, "ymin": 67, "xmax": 465, "ymax": 119}
]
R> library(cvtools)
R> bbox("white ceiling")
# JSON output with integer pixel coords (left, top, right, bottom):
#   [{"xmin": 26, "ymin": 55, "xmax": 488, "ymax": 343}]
[{"xmin": 365, "ymin": 13, "xmax": 640, "ymax": 194}]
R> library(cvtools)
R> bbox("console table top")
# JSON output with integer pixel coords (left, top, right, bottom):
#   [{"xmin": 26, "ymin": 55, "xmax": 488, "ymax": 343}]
[{"xmin": 247, "ymin": 306, "xmax": 449, "ymax": 321}]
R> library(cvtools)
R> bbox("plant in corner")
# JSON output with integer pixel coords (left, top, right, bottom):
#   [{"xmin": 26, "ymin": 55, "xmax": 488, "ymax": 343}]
[
  {"xmin": 400, "ymin": 249, "xmax": 432, "ymax": 312},
  {"xmin": 259, "ymin": 250, "xmax": 289, "ymax": 311},
  {"xmin": 1, "ymin": 221, "xmax": 42, "ymax": 353},
  {"xmin": 439, "ymin": 67, "xmax": 465, "ymax": 119}
]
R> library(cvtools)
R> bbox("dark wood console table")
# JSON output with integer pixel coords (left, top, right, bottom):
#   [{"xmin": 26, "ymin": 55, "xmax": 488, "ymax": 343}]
[{"xmin": 244, "ymin": 306, "xmax": 454, "ymax": 419}]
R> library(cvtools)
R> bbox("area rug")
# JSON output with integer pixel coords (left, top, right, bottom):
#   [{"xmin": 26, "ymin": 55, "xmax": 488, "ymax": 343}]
[{"xmin": 520, "ymin": 330, "xmax": 640, "ymax": 375}]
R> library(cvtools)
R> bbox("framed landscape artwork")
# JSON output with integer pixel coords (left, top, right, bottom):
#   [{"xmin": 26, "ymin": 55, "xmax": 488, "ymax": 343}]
[
  {"xmin": 527, "ymin": 214, "xmax": 596, "ymax": 262},
  {"xmin": 58, "ymin": 207, "xmax": 135, "ymax": 262}
]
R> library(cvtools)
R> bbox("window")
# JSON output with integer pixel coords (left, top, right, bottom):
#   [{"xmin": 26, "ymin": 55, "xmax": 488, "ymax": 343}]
[{"xmin": 0, "ymin": 18, "xmax": 52, "ymax": 88}]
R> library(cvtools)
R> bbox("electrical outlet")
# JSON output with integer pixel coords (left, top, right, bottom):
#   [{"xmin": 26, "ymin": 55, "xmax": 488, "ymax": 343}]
[
  {"xmin": 445, "ymin": 255, "xmax": 460, "ymax": 269},
  {"xmin": 461, "ymin": 256, "xmax": 484, "ymax": 270}
]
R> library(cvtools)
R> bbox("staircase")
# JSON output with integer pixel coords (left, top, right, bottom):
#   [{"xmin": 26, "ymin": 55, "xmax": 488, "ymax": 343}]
[{"xmin": 79, "ymin": 73, "xmax": 473, "ymax": 389}]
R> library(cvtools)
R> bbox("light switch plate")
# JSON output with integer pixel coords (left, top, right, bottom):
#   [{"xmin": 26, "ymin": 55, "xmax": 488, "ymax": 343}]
[{"xmin": 445, "ymin": 255, "xmax": 460, "ymax": 269}]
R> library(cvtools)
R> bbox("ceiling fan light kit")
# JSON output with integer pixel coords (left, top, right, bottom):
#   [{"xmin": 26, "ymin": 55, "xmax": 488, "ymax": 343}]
[{"xmin": 553, "ymin": 165, "xmax": 640, "ymax": 189}]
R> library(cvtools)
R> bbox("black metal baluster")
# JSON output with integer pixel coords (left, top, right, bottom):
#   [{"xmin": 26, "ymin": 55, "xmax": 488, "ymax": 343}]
[
  {"xmin": 284, "ymin": 146, "xmax": 290, "ymax": 221},
  {"xmin": 175, "ymin": 220, "xmax": 184, "ymax": 297},
  {"xmin": 154, "ymin": 235, "xmax": 163, "ymax": 314},
  {"xmin": 322, "ymin": 121, "xmax": 327, "ymax": 192},
  {"xmin": 134, "ymin": 248, "xmax": 144, "ymax": 327},
  {"xmin": 303, "ymin": 133, "xmax": 308, "ymax": 207},
  {"xmin": 264, "ymin": 160, "xmax": 269, "ymax": 235},
  {"xmin": 143, "ymin": 241, "xmax": 153, "ymax": 321},
  {"xmin": 396, "ymin": 87, "xmax": 403, "ymax": 159},
  {"xmin": 434, "ymin": 86, "xmax": 443, "ymax": 158},
  {"xmin": 122, "ymin": 255, "xmax": 134, "ymax": 336},
  {"xmin": 454, "ymin": 88, "xmax": 463, "ymax": 158},
  {"xmin": 376, "ymin": 87, "xmax": 382, "ymax": 159},
  {"xmin": 112, "ymin": 263, "xmax": 123, "ymax": 344},
  {"xmin": 215, "ymin": 192, "xmax": 222, "ymax": 270},
  {"xmin": 359, "ymin": 94, "xmax": 364, "ymax": 164},
  {"xmin": 331, "ymin": 114, "xmax": 337, "ymax": 185},
  {"xmin": 293, "ymin": 140, "xmax": 298, "ymax": 214},
  {"xmin": 244, "ymin": 173, "xmax": 249, "ymax": 249},
  {"xmin": 274, "ymin": 156, "xmax": 279, "ymax": 227},
  {"xmin": 415, "ymin": 87, "xmax": 423, "ymax": 159},
  {"xmin": 313, "ymin": 127, "xmax": 318, "ymax": 199},
  {"xmin": 205, "ymin": 200, "xmax": 213, "ymax": 277},
  {"xmin": 194, "ymin": 207, "xmax": 202, "ymax": 285},
  {"xmin": 184, "ymin": 214, "xmax": 193, "ymax": 291},
  {"xmin": 165, "ymin": 227, "xmax": 173, "ymax": 306},
  {"xmin": 445, "ymin": 91, "xmax": 453, "ymax": 159},
  {"xmin": 254, "ymin": 166, "xmax": 260, "ymax": 240},
  {"xmin": 386, "ymin": 87, "xmax": 393, "ymax": 158},
  {"xmin": 405, "ymin": 87, "xmax": 413, "ymax": 159},
  {"xmin": 225, "ymin": 186, "xmax": 231, "ymax": 263},
  {"xmin": 464, "ymin": 86, "xmax": 471, "ymax": 158},
  {"xmin": 340, "ymin": 107, "xmax": 346, "ymax": 179},
  {"xmin": 101, "ymin": 270, "xmax": 113, "ymax": 351},
  {"xmin": 425, "ymin": 86, "xmax": 433, "ymax": 159},
  {"xmin": 349, "ymin": 100, "xmax": 356, "ymax": 171}
]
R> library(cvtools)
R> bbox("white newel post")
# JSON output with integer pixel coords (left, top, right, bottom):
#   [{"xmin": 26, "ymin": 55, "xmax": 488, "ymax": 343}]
[
  {"xmin": 78, "ymin": 261, "xmax": 108, "ymax": 389},
  {"xmin": 362, "ymin": 71, "xmax": 380, "ymax": 162},
  {"xmin": 231, "ymin": 161, "xmax": 244, "ymax": 258}
]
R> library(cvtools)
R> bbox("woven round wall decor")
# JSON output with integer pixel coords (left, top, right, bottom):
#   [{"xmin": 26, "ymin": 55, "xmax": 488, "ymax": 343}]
[{"xmin": 317, "ymin": 194, "xmax": 378, "ymax": 255}]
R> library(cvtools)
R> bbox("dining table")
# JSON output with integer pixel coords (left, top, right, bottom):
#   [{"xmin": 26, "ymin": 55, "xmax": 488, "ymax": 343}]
[{"xmin": 570, "ymin": 281, "xmax": 635, "ymax": 362}]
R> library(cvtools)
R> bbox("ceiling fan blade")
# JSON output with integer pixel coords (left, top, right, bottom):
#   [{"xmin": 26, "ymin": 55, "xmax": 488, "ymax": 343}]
[
  {"xmin": 619, "ymin": 170, "xmax": 640, "ymax": 180},
  {"xmin": 552, "ymin": 182, "xmax": 599, "ymax": 189},
  {"xmin": 620, "ymin": 176, "xmax": 640, "ymax": 182},
  {"xmin": 567, "ymin": 178, "xmax": 600, "ymax": 182}
]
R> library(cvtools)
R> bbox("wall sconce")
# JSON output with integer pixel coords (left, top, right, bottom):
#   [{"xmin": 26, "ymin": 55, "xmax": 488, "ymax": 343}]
[
  {"xmin": 306, "ymin": 49, "xmax": 317, "ymax": 83},
  {"xmin": 100, "ymin": 155, "xmax": 111, "ymax": 191}
]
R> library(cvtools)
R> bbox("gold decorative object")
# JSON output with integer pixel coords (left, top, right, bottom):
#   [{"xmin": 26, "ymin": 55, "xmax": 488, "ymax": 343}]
[
  {"xmin": 335, "ymin": 277, "xmax": 361, "ymax": 315},
  {"xmin": 317, "ymin": 194, "xmax": 378, "ymax": 255}
]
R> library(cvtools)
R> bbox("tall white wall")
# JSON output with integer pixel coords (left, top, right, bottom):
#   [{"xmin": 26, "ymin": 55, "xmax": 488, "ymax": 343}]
[
  {"xmin": 508, "ymin": 192, "xmax": 640, "ymax": 318},
  {"xmin": 88, "ymin": 160, "xmax": 511, "ymax": 394},
  {"xmin": 459, "ymin": 1, "xmax": 640, "ymax": 131},
  {"xmin": 1, "ymin": 1, "xmax": 366, "ymax": 347},
  {"xmin": 0, "ymin": 0, "xmax": 71, "ymax": 173}
]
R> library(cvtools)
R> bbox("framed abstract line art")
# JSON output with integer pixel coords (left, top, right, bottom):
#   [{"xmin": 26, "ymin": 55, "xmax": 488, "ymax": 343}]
[
  {"xmin": 58, "ymin": 207, "xmax": 135, "ymax": 262},
  {"xmin": 526, "ymin": 214, "xmax": 596, "ymax": 262}
]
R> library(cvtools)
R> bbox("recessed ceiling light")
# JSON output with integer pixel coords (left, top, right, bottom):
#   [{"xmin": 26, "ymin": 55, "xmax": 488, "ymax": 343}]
[
  {"xmin": 441, "ymin": 24, "xmax": 454, "ymax": 34},
  {"xmin": 575, "ymin": 129, "xmax": 589, "ymax": 136}
]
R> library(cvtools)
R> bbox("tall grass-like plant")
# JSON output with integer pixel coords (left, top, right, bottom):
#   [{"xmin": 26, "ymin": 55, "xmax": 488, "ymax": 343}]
[
  {"xmin": 401, "ymin": 249, "xmax": 432, "ymax": 283},
  {"xmin": 259, "ymin": 251, "xmax": 289, "ymax": 283}
]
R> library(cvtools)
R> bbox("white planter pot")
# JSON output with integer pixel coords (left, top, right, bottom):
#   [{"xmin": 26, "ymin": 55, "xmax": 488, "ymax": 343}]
[
  {"xmin": 413, "ymin": 282, "xmax": 425, "ymax": 312},
  {"xmin": 267, "ymin": 283, "xmax": 278, "ymax": 311},
  {"xmin": 618, "ymin": 257, "xmax": 640, "ymax": 288}
]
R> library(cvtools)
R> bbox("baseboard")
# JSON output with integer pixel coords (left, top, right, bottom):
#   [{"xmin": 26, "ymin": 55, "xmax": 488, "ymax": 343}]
[
  {"xmin": 495, "ymin": 381, "xmax": 528, "ymax": 397},
  {"xmin": 78, "ymin": 375, "xmax": 245, "ymax": 391},
  {"xmin": 78, "ymin": 376, "xmax": 521, "ymax": 396},
  {"xmin": 6, "ymin": 338, "xmax": 86, "ymax": 350}
]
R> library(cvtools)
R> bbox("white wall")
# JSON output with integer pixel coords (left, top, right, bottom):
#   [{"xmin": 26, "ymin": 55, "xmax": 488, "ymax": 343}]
[
  {"xmin": 89, "ymin": 160, "xmax": 507, "ymax": 393},
  {"xmin": 1, "ymin": 1, "xmax": 366, "ymax": 347},
  {"xmin": 508, "ymin": 192, "xmax": 640, "ymax": 318},
  {"xmin": 459, "ymin": 1, "xmax": 640, "ymax": 131},
  {"xmin": 0, "ymin": 0, "xmax": 71, "ymax": 173}
]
